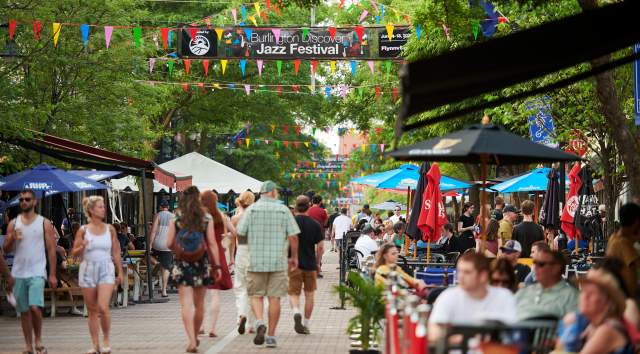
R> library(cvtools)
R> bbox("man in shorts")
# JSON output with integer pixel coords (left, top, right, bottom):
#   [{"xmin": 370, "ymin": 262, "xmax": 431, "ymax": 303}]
[
  {"xmin": 237, "ymin": 181, "xmax": 300, "ymax": 348},
  {"xmin": 3, "ymin": 189, "xmax": 57, "ymax": 354},
  {"xmin": 289, "ymin": 196, "xmax": 324, "ymax": 335}
]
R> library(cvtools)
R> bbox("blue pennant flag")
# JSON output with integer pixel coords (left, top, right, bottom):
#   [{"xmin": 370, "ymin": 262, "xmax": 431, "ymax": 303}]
[
  {"xmin": 415, "ymin": 24, "xmax": 422, "ymax": 39},
  {"xmin": 239, "ymin": 59, "xmax": 247, "ymax": 77},
  {"xmin": 325, "ymin": 86, "xmax": 331, "ymax": 98},
  {"xmin": 350, "ymin": 61, "xmax": 357, "ymax": 75},
  {"xmin": 244, "ymin": 28, "xmax": 253, "ymax": 40},
  {"xmin": 80, "ymin": 24, "xmax": 90, "ymax": 48},
  {"xmin": 241, "ymin": 5, "xmax": 247, "ymax": 21}
]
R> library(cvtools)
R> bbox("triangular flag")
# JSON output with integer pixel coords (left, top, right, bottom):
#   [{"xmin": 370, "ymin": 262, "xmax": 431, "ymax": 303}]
[
  {"xmin": 376, "ymin": 16, "xmax": 381, "ymax": 24},
  {"xmin": 168, "ymin": 30, "xmax": 174, "ymax": 48},
  {"xmin": 372, "ymin": 144, "xmax": 377, "ymax": 152},
  {"xmin": 133, "ymin": 27, "xmax": 142, "ymax": 47},
  {"xmin": 161, "ymin": 28, "xmax": 169, "ymax": 49},
  {"xmin": 330, "ymin": 61, "xmax": 336, "ymax": 74},
  {"xmin": 294, "ymin": 141, "xmax": 300, "ymax": 149},
  {"xmin": 182, "ymin": 83, "xmax": 189, "ymax": 92},
  {"xmin": 325, "ymin": 86, "xmax": 331, "ymax": 98},
  {"xmin": 183, "ymin": 59, "xmax": 191, "ymax": 75},
  {"xmin": 239, "ymin": 59, "xmax": 246, "ymax": 77},
  {"xmin": 272, "ymin": 28, "xmax": 281, "ymax": 43},
  {"xmin": 283, "ymin": 125, "xmax": 289, "ymax": 134},
  {"xmin": 202, "ymin": 60, "xmax": 209, "ymax": 76},
  {"xmin": 244, "ymin": 28, "xmax": 253, "ymax": 40},
  {"xmin": 472, "ymin": 20, "xmax": 480, "ymax": 40},
  {"xmin": 442, "ymin": 24, "xmax": 450, "ymax": 40},
  {"xmin": 380, "ymin": 144, "xmax": 385, "ymax": 152},
  {"xmin": 359, "ymin": 10, "xmax": 369, "ymax": 23},
  {"xmin": 276, "ymin": 60, "xmax": 282, "ymax": 76},
  {"xmin": 355, "ymin": 26, "xmax": 364, "ymax": 42},
  {"xmin": 370, "ymin": 0, "xmax": 379, "ymax": 13},
  {"xmin": 246, "ymin": 138, "xmax": 251, "ymax": 147},
  {"xmin": 52, "ymin": 23, "xmax": 61, "ymax": 47},
  {"xmin": 273, "ymin": 3, "xmax": 281, "ymax": 16},
  {"xmin": 381, "ymin": 4, "xmax": 386, "ymax": 18},
  {"xmin": 295, "ymin": 126, "xmax": 301, "ymax": 135},
  {"xmin": 361, "ymin": 144, "xmax": 366, "ymax": 152},
  {"xmin": 220, "ymin": 59, "xmax": 227, "ymax": 75},
  {"xmin": 167, "ymin": 61, "xmax": 174, "ymax": 76},
  {"xmin": 385, "ymin": 23, "xmax": 394, "ymax": 40},
  {"xmin": 367, "ymin": 61, "xmax": 375, "ymax": 74},
  {"xmin": 215, "ymin": 28, "xmax": 223, "ymax": 41},
  {"xmin": 276, "ymin": 85, "xmax": 282, "ymax": 95},
  {"xmin": 392, "ymin": 86, "xmax": 398, "ymax": 102},
  {"xmin": 284, "ymin": 141, "xmax": 289, "ymax": 148},
  {"xmin": 33, "ymin": 21, "xmax": 42, "ymax": 40},
  {"xmin": 241, "ymin": 5, "xmax": 247, "ymax": 21},
  {"xmin": 189, "ymin": 28, "xmax": 197, "ymax": 40},
  {"xmin": 304, "ymin": 142, "xmax": 310, "ymax": 148},
  {"xmin": 350, "ymin": 60, "xmax": 357, "ymax": 75},
  {"xmin": 254, "ymin": 2, "xmax": 261, "ymax": 14},
  {"xmin": 244, "ymin": 85, "xmax": 250, "ymax": 95},
  {"xmin": 198, "ymin": 82, "xmax": 205, "ymax": 92},
  {"xmin": 231, "ymin": 9, "xmax": 238, "ymax": 24},
  {"xmin": 266, "ymin": 0, "xmax": 271, "ymax": 11},
  {"xmin": 329, "ymin": 27, "xmax": 336, "ymax": 39},
  {"xmin": 270, "ymin": 124, "xmax": 276, "ymax": 133},
  {"xmin": 249, "ymin": 15, "xmax": 258, "ymax": 27},
  {"xmin": 80, "ymin": 23, "xmax": 90, "ymax": 48},
  {"xmin": 311, "ymin": 60, "xmax": 318, "ymax": 75},
  {"xmin": 9, "ymin": 19, "xmax": 16, "ymax": 40},
  {"xmin": 415, "ymin": 24, "xmax": 422, "ymax": 39},
  {"xmin": 338, "ymin": 0, "xmax": 346, "ymax": 9},
  {"xmin": 256, "ymin": 59, "xmax": 263, "ymax": 76},
  {"xmin": 302, "ymin": 28, "xmax": 309, "ymax": 41},
  {"xmin": 294, "ymin": 59, "xmax": 301, "ymax": 75},
  {"xmin": 292, "ymin": 85, "xmax": 299, "ymax": 93},
  {"xmin": 375, "ymin": 86, "xmax": 381, "ymax": 98},
  {"xmin": 149, "ymin": 58, "xmax": 155, "ymax": 73}
]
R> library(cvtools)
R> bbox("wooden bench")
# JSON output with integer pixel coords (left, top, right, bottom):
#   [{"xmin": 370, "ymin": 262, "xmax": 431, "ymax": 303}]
[{"xmin": 44, "ymin": 287, "xmax": 85, "ymax": 318}]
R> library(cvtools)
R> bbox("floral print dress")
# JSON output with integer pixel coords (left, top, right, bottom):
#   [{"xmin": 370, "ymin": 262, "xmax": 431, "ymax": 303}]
[{"xmin": 171, "ymin": 214, "xmax": 215, "ymax": 288}]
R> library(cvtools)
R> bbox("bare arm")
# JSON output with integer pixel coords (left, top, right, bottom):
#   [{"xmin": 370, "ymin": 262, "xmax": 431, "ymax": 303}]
[
  {"xmin": 149, "ymin": 214, "xmax": 159, "ymax": 249},
  {"xmin": 457, "ymin": 221, "xmax": 464, "ymax": 234},
  {"xmin": 45, "ymin": 219, "xmax": 57, "ymax": 287},
  {"xmin": 225, "ymin": 217, "xmax": 237, "ymax": 264},
  {"xmin": 3, "ymin": 219, "xmax": 16, "ymax": 254},
  {"xmin": 166, "ymin": 219, "xmax": 176, "ymax": 251},
  {"xmin": 71, "ymin": 226, "xmax": 87, "ymax": 257},
  {"xmin": 206, "ymin": 220, "xmax": 221, "ymax": 266},
  {"xmin": 316, "ymin": 239, "xmax": 324, "ymax": 271},
  {"xmin": 580, "ymin": 322, "xmax": 627, "ymax": 354},
  {"xmin": 288, "ymin": 234, "xmax": 299, "ymax": 270},
  {"xmin": 109, "ymin": 225, "xmax": 123, "ymax": 283}
]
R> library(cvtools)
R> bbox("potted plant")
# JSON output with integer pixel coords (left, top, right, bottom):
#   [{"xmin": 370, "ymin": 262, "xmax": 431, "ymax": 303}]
[{"xmin": 336, "ymin": 271, "xmax": 386, "ymax": 354}]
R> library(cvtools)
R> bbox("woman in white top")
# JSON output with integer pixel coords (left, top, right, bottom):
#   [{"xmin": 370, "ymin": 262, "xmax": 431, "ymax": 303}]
[{"xmin": 72, "ymin": 196, "xmax": 123, "ymax": 354}]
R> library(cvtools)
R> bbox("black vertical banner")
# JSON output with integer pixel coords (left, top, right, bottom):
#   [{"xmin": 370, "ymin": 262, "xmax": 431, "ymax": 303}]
[{"xmin": 378, "ymin": 27, "xmax": 410, "ymax": 58}]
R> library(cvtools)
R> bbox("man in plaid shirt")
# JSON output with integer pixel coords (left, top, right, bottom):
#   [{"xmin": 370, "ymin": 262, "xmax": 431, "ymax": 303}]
[{"xmin": 237, "ymin": 180, "xmax": 300, "ymax": 348}]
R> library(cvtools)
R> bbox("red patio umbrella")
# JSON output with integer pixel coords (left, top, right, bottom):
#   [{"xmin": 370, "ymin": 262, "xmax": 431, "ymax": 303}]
[
  {"xmin": 417, "ymin": 163, "xmax": 448, "ymax": 261},
  {"xmin": 561, "ymin": 162, "xmax": 582, "ymax": 251}
]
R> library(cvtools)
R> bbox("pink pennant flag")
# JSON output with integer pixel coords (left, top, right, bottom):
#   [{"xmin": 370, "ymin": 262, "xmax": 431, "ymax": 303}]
[
  {"xmin": 244, "ymin": 84, "xmax": 250, "ymax": 95},
  {"xmin": 367, "ymin": 61, "xmax": 375, "ymax": 74},
  {"xmin": 149, "ymin": 58, "xmax": 155, "ymax": 73},
  {"xmin": 359, "ymin": 10, "xmax": 369, "ymax": 23},
  {"xmin": 380, "ymin": 144, "xmax": 385, "ymax": 153},
  {"xmin": 256, "ymin": 59, "xmax": 263, "ymax": 76},
  {"xmin": 272, "ymin": 28, "xmax": 281, "ymax": 43},
  {"xmin": 370, "ymin": 0, "xmax": 379, "ymax": 13},
  {"xmin": 442, "ymin": 24, "xmax": 450, "ymax": 40},
  {"xmin": 104, "ymin": 26, "xmax": 113, "ymax": 49},
  {"xmin": 231, "ymin": 9, "xmax": 238, "ymax": 25}
]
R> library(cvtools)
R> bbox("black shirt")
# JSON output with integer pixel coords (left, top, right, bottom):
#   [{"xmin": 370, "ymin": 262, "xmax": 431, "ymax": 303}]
[
  {"xmin": 295, "ymin": 215, "xmax": 324, "ymax": 271},
  {"xmin": 515, "ymin": 263, "xmax": 531, "ymax": 283},
  {"xmin": 512, "ymin": 221, "xmax": 544, "ymax": 257},
  {"xmin": 449, "ymin": 234, "xmax": 476, "ymax": 254},
  {"xmin": 458, "ymin": 214, "xmax": 475, "ymax": 239}
]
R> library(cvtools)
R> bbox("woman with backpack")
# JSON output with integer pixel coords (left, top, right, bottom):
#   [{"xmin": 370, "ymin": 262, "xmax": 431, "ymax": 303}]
[
  {"xmin": 199, "ymin": 190, "xmax": 236, "ymax": 337},
  {"xmin": 166, "ymin": 186, "xmax": 222, "ymax": 353}
]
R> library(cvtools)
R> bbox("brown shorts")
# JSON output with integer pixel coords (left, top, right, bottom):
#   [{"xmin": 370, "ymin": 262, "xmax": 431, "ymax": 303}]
[
  {"xmin": 247, "ymin": 271, "xmax": 288, "ymax": 298},
  {"xmin": 288, "ymin": 269, "xmax": 317, "ymax": 295}
]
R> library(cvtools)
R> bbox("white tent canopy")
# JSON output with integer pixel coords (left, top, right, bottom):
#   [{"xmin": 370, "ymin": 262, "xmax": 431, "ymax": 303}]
[
  {"xmin": 108, "ymin": 176, "xmax": 169, "ymax": 193},
  {"xmin": 159, "ymin": 152, "xmax": 261, "ymax": 193}
]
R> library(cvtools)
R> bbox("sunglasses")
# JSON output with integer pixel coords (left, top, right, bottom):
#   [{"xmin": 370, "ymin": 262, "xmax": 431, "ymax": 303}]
[
  {"xmin": 491, "ymin": 278, "xmax": 511, "ymax": 286},
  {"xmin": 19, "ymin": 198, "xmax": 32, "ymax": 202},
  {"xmin": 533, "ymin": 260, "xmax": 556, "ymax": 268}
]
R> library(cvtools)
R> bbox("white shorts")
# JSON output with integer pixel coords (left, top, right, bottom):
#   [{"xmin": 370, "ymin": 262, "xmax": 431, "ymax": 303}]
[{"xmin": 79, "ymin": 260, "xmax": 115, "ymax": 288}]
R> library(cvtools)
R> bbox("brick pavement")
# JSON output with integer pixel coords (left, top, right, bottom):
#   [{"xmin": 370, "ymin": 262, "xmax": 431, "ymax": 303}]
[{"xmin": 0, "ymin": 242, "xmax": 356, "ymax": 354}]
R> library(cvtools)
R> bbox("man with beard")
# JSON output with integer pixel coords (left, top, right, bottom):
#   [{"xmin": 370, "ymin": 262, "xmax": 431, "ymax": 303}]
[{"xmin": 3, "ymin": 189, "xmax": 58, "ymax": 354}]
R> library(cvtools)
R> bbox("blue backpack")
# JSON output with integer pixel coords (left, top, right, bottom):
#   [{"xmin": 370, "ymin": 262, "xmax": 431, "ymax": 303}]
[{"xmin": 173, "ymin": 216, "xmax": 208, "ymax": 262}]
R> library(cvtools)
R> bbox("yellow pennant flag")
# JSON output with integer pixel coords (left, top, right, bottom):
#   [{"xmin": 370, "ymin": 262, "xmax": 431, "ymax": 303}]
[
  {"xmin": 213, "ymin": 83, "xmax": 221, "ymax": 89},
  {"xmin": 304, "ymin": 142, "xmax": 310, "ymax": 148},
  {"xmin": 275, "ymin": 151, "xmax": 280, "ymax": 158},
  {"xmin": 220, "ymin": 60, "xmax": 227, "ymax": 75},
  {"xmin": 215, "ymin": 28, "xmax": 224, "ymax": 41},
  {"xmin": 393, "ymin": 9, "xmax": 399, "ymax": 20},
  {"xmin": 270, "ymin": 124, "xmax": 276, "ymax": 133},
  {"xmin": 52, "ymin": 23, "xmax": 62, "ymax": 47},
  {"xmin": 249, "ymin": 15, "xmax": 258, "ymax": 27},
  {"xmin": 349, "ymin": 128, "xmax": 354, "ymax": 136},
  {"xmin": 254, "ymin": 2, "xmax": 261, "ymax": 14},
  {"xmin": 330, "ymin": 61, "xmax": 336, "ymax": 74},
  {"xmin": 361, "ymin": 144, "xmax": 366, "ymax": 152},
  {"xmin": 386, "ymin": 23, "xmax": 394, "ymax": 40},
  {"xmin": 313, "ymin": 162, "xmax": 317, "ymax": 168},
  {"xmin": 246, "ymin": 138, "xmax": 251, "ymax": 147}
]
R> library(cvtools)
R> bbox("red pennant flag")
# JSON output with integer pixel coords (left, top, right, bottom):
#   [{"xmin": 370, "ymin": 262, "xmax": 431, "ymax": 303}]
[
  {"xmin": 8, "ymin": 20, "xmax": 16, "ymax": 40},
  {"xmin": 294, "ymin": 59, "xmax": 301, "ymax": 75},
  {"xmin": 161, "ymin": 28, "xmax": 169, "ymax": 49},
  {"xmin": 273, "ymin": 3, "xmax": 281, "ymax": 16},
  {"xmin": 277, "ymin": 84, "xmax": 282, "ymax": 95},
  {"xmin": 294, "ymin": 141, "xmax": 300, "ymax": 149},
  {"xmin": 311, "ymin": 60, "xmax": 318, "ymax": 75},
  {"xmin": 295, "ymin": 126, "xmax": 301, "ymax": 135},
  {"xmin": 498, "ymin": 16, "xmax": 508, "ymax": 23},
  {"xmin": 355, "ymin": 26, "xmax": 365, "ymax": 42},
  {"xmin": 260, "ymin": 11, "xmax": 269, "ymax": 22},
  {"xmin": 266, "ymin": 0, "xmax": 271, "ymax": 10},
  {"xmin": 33, "ymin": 20, "xmax": 42, "ymax": 40},
  {"xmin": 283, "ymin": 125, "xmax": 289, "ymax": 134},
  {"xmin": 198, "ymin": 82, "xmax": 205, "ymax": 92},
  {"xmin": 183, "ymin": 59, "xmax": 191, "ymax": 75},
  {"xmin": 329, "ymin": 27, "xmax": 337, "ymax": 39},
  {"xmin": 202, "ymin": 60, "xmax": 209, "ymax": 76},
  {"xmin": 237, "ymin": 139, "xmax": 243, "ymax": 146},
  {"xmin": 189, "ymin": 28, "xmax": 197, "ymax": 39},
  {"xmin": 182, "ymin": 83, "xmax": 189, "ymax": 92},
  {"xmin": 292, "ymin": 85, "xmax": 300, "ymax": 93},
  {"xmin": 284, "ymin": 140, "xmax": 289, "ymax": 148},
  {"xmin": 338, "ymin": 0, "xmax": 346, "ymax": 9},
  {"xmin": 392, "ymin": 86, "xmax": 398, "ymax": 102},
  {"xmin": 375, "ymin": 127, "xmax": 382, "ymax": 135},
  {"xmin": 352, "ymin": 144, "xmax": 357, "ymax": 149},
  {"xmin": 375, "ymin": 86, "xmax": 381, "ymax": 98}
]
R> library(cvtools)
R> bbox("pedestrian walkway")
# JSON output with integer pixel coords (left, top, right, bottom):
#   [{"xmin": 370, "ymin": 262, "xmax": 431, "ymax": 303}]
[{"xmin": 0, "ymin": 242, "xmax": 355, "ymax": 354}]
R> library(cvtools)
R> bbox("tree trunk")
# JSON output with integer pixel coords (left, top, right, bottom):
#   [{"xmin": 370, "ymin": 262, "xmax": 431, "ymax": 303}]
[{"xmin": 578, "ymin": 0, "xmax": 640, "ymax": 198}]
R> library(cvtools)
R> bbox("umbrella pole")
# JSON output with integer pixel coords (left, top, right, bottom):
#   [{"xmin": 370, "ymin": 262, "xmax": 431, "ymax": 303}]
[
  {"xmin": 534, "ymin": 193, "xmax": 539, "ymax": 223},
  {"xmin": 480, "ymin": 156, "xmax": 489, "ymax": 249},
  {"xmin": 405, "ymin": 186, "xmax": 412, "ymax": 257}
]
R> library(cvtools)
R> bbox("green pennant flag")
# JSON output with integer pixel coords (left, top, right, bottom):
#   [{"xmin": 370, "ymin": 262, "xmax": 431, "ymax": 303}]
[
  {"xmin": 302, "ymin": 28, "xmax": 309, "ymax": 41},
  {"xmin": 133, "ymin": 27, "xmax": 142, "ymax": 47},
  {"xmin": 358, "ymin": 87, "xmax": 363, "ymax": 98},
  {"xmin": 385, "ymin": 60, "xmax": 392, "ymax": 74},
  {"xmin": 277, "ymin": 60, "xmax": 282, "ymax": 76},
  {"xmin": 312, "ymin": 127, "xmax": 317, "ymax": 135},
  {"xmin": 472, "ymin": 20, "xmax": 480, "ymax": 40},
  {"xmin": 275, "ymin": 140, "xmax": 281, "ymax": 148},
  {"xmin": 167, "ymin": 61, "xmax": 174, "ymax": 76}
]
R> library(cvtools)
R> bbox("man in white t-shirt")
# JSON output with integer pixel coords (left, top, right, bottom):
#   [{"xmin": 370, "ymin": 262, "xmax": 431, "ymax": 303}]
[
  {"xmin": 354, "ymin": 224, "xmax": 379, "ymax": 265},
  {"xmin": 428, "ymin": 252, "xmax": 517, "ymax": 341},
  {"xmin": 389, "ymin": 206, "xmax": 402, "ymax": 224},
  {"xmin": 332, "ymin": 208, "xmax": 352, "ymax": 252}
]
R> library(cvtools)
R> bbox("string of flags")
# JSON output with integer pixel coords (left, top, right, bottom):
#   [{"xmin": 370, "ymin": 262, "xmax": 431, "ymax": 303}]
[
  {"xmin": 233, "ymin": 136, "xmax": 387, "ymax": 154},
  {"xmin": 245, "ymin": 123, "xmax": 385, "ymax": 138}
]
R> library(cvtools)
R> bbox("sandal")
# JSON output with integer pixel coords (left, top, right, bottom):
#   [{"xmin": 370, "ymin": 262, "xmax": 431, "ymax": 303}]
[
  {"xmin": 36, "ymin": 346, "xmax": 48, "ymax": 354},
  {"xmin": 21, "ymin": 351, "xmax": 33, "ymax": 354},
  {"xmin": 100, "ymin": 347, "xmax": 112, "ymax": 354},
  {"xmin": 208, "ymin": 332, "xmax": 217, "ymax": 338},
  {"xmin": 186, "ymin": 346, "xmax": 198, "ymax": 353},
  {"xmin": 85, "ymin": 349, "xmax": 98, "ymax": 354}
]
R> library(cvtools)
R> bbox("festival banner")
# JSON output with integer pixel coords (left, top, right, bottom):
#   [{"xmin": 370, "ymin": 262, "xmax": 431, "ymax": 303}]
[
  {"xmin": 178, "ymin": 26, "xmax": 372, "ymax": 59},
  {"xmin": 526, "ymin": 96, "xmax": 558, "ymax": 148},
  {"xmin": 378, "ymin": 26, "xmax": 410, "ymax": 57}
]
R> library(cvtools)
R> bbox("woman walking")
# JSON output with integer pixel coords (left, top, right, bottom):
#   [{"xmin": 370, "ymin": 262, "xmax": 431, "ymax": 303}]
[
  {"xmin": 71, "ymin": 196, "xmax": 123, "ymax": 354},
  {"xmin": 231, "ymin": 191, "xmax": 255, "ymax": 334},
  {"xmin": 200, "ymin": 191, "xmax": 236, "ymax": 337},
  {"xmin": 166, "ymin": 186, "xmax": 221, "ymax": 353}
]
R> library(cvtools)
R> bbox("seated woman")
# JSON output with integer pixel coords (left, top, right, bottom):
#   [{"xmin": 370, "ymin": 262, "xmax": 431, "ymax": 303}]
[
  {"xmin": 475, "ymin": 219, "xmax": 499, "ymax": 258},
  {"xmin": 374, "ymin": 243, "xmax": 427, "ymax": 292},
  {"xmin": 556, "ymin": 268, "xmax": 634, "ymax": 354},
  {"xmin": 489, "ymin": 258, "xmax": 518, "ymax": 293}
]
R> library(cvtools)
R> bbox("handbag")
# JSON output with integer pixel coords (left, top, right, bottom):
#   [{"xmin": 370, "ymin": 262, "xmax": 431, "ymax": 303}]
[{"xmin": 206, "ymin": 218, "xmax": 233, "ymax": 290}]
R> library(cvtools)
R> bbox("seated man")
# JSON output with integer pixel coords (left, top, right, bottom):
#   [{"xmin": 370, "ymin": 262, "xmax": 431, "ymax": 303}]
[
  {"xmin": 515, "ymin": 249, "xmax": 578, "ymax": 320},
  {"xmin": 428, "ymin": 252, "xmax": 517, "ymax": 341},
  {"xmin": 354, "ymin": 224, "xmax": 379, "ymax": 265},
  {"xmin": 499, "ymin": 240, "xmax": 531, "ymax": 283}
]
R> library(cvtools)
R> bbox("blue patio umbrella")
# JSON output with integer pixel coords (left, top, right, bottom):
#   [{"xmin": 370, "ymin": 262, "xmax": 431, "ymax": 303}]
[
  {"xmin": 0, "ymin": 163, "xmax": 108, "ymax": 195},
  {"xmin": 491, "ymin": 167, "xmax": 570, "ymax": 193},
  {"xmin": 68, "ymin": 170, "xmax": 123, "ymax": 181},
  {"xmin": 350, "ymin": 164, "xmax": 470, "ymax": 191}
]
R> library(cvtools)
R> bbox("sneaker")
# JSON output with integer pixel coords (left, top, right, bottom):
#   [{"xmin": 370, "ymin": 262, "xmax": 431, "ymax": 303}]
[
  {"xmin": 238, "ymin": 316, "xmax": 247, "ymax": 335},
  {"xmin": 293, "ymin": 313, "xmax": 307, "ymax": 334},
  {"xmin": 265, "ymin": 336, "xmax": 277, "ymax": 348},
  {"xmin": 253, "ymin": 324, "xmax": 267, "ymax": 345}
]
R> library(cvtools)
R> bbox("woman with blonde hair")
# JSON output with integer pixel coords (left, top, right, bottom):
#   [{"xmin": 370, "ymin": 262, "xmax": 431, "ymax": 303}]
[
  {"xmin": 72, "ymin": 196, "xmax": 123, "ymax": 354},
  {"xmin": 231, "ymin": 191, "xmax": 256, "ymax": 334},
  {"xmin": 199, "ymin": 190, "xmax": 237, "ymax": 337}
]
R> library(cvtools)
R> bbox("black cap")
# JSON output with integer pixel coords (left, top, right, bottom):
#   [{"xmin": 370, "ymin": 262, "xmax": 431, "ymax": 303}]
[
  {"xmin": 490, "ymin": 209, "xmax": 503, "ymax": 221},
  {"xmin": 160, "ymin": 199, "xmax": 169, "ymax": 207},
  {"xmin": 503, "ymin": 205, "xmax": 519, "ymax": 214}
]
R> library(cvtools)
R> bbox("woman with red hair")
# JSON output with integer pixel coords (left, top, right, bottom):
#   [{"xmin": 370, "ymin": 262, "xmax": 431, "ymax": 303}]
[{"xmin": 199, "ymin": 190, "xmax": 236, "ymax": 337}]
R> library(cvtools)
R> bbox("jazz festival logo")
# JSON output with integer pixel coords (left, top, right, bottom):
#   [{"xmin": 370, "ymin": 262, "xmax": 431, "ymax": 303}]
[{"xmin": 189, "ymin": 34, "xmax": 211, "ymax": 56}]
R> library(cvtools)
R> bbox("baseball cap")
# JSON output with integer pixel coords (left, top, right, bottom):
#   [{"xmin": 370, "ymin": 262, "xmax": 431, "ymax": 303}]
[
  {"xmin": 490, "ymin": 209, "xmax": 503, "ymax": 221},
  {"xmin": 500, "ymin": 239, "xmax": 522, "ymax": 254},
  {"xmin": 260, "ymin": 180, "xmax": 279, "ymax": 194},
  {"xmin": 503, "ymin": 205, "xmax": 520, "ymax": 214},
  {"xmin": 160, "ymin": 199, "xmax": 169, "ymax": 208}
]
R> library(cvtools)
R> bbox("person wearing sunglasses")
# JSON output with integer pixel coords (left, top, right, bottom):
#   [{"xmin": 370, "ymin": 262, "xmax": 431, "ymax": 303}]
[
  {"xmin": 490, "ymin": 258, "xmax": 518, "ymax": 293},
  {"xmin": 515, "ymin": 249, "xmax": 578, "ymax": 321}
]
